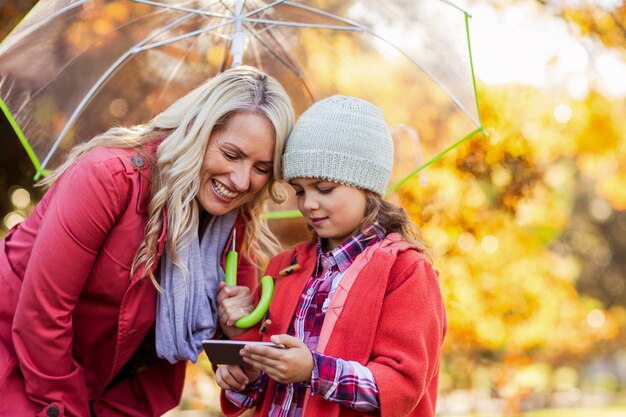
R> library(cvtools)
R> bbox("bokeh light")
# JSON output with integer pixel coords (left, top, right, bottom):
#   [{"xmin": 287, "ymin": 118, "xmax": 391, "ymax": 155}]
[
  {"xmin": 9, "ymin": 187, "xmax": 30, "ymax": 209},
  {"xmin": 587, "ymin": 309, "xmax": 606, "ymax": 329}
]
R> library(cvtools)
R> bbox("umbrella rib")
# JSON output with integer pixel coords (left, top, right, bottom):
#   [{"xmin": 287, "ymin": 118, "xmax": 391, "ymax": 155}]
[
  {"xmin": 436, "ymin": 0, "xmax": 472, "ymax": 17},
  {"xmin": 245, "ymin": 25, "xmax": 315, "ymax": 100},
  {"xmin": 368, "ymin": 31, "xmax": 480, "ymax": 127},
  {"xmin": 244, "ymin": 0, "xmax": 475, "ymax": 124},
  {"xmin": 280, "ymin": 1, "xmax": 365, "ymax": 29},
  {"xmin": 2, "ymin": 0, "xmax": 90, "ymax": 46},
  {"xmin": 134, "ymin": 20, "xmax": 233, "ymax": 52},
  {"xmin": 249, "ymin": 0, "xmax": 478, "ymax": 126},
  {"xmin": 249, "ymin": 25, "xmax": 274, "ymax": 35},
  {"xmin": 40, "ymin": 10, "xmax": 204, "ymax": 170},
  {"xmin": 242, "ymin": 0, "xmax": 289, "ymax": 18},
  {"xmin": 242, "ymin": 1, "xmax": 364, "ymax": 31},
  {"xmin": 154, "ymin": 26, "xmax": 208, "ymax": 107},
  {"xmin": 218, "ymin": 0, "xmax": 262, "ymax": 32},
  {"xmin": 244, "ymin": 19, "xmax": 364, "ymax": 31},
  {"xmin": 241, "ymin": 7, "xmax": 300, "ymax": 69},
  {"xmin": 245, "ymin": 21, "xmax": 312, "ymax": 91},
  {"xmin": 32, "ymin": 2, "xmax": 202, "ymax": 99},
  {"xmin": 128, "ymin": 0, "xmax": 231, "ymax": 20}
]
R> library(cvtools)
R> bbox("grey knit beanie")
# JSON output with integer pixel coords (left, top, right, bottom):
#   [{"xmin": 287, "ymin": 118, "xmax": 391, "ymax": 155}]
[{"xmin": 282, "ymin": 95, "xmax": 394, "ymax": 195}]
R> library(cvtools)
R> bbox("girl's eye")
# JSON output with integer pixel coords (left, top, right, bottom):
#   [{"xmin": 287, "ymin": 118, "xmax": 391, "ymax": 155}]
[
  {"xmin": 293, "ymin": 189, "xmax": 304, "ymax": 196},
  {"xmin": 222, "ymin": 151, "xmax": 237, "ymax": 161},
  {"xmin": 319, "ymin": 188, "xmax": 334, "ymax": 194}
]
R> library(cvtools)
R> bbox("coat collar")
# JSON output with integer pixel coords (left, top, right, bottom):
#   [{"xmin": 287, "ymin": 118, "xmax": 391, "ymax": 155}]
[{"xmin": 265, "ymin": 241, "xmax": 317, "ymax": 337}]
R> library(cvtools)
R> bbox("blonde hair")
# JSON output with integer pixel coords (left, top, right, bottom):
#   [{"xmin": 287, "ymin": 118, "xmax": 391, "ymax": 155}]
[{"xmin": 41, "ymin": 66, "xmax": 295, "ymax": 286}]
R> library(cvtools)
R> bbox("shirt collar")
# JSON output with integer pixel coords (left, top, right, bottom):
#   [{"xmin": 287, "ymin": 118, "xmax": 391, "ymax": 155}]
[{"xmin": 316, "ymin": 222, "xmax": 386, "ymax": 274}]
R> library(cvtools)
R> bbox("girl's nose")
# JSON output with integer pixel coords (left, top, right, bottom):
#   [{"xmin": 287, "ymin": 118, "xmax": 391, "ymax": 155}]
[{"xmin": 302, "ymin": 193, "xmax": 319, "ymax": 211}]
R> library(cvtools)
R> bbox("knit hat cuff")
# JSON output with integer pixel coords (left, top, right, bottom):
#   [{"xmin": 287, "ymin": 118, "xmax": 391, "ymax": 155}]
[{"xmin": 283, "ymin": 151, "xmax": 391, "ymax": 195}]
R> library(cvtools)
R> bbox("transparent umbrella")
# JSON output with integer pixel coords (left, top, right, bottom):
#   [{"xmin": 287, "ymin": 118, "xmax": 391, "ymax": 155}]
[{"xmin": 0, "ymin": 0, "xmax": 485, "ymax": 195}]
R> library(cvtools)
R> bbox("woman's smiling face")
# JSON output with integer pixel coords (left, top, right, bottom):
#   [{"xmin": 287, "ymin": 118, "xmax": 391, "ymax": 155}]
[{"xmin": 197, "ymin": 111, "xmax": 276, "ymax": 216}]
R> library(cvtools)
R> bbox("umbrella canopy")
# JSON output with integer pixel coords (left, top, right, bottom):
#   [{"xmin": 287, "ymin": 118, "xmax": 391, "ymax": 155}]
[{"xmin": 0, "ymin": 0, "xmax": 484, "ymax": 190}]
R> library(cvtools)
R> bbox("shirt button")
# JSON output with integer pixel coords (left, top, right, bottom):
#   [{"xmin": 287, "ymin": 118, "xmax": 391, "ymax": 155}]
[
  {"xmin": 46, "ymin": 405, "xmax": 60, "ymax": 417},
  {"xmin": 322, "ymin": 259, "xmax": 329, "ymax": 267},
  {"xmin": 307, "ymin": 287, "xmax": 315, "ymax": 295},
  {"xmin": 131, "ymin": 155, "xmax": 145, "ymax": 168}
]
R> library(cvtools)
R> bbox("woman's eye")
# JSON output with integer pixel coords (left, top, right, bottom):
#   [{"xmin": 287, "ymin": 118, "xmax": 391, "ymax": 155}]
[
  {"xmin": 222, "ymin": 151, "xmax": 237, "ymax": 161},
  {"xmin": 294, "ymin": 189, "xmax": 304, "ymax": 196},
  {"xmin": 255, "ymin": 166, "xmax": 270, "ymax": 175},
  {"xmin": 319, "ymin": 188, "xmax": 334, "ymax": 194}
]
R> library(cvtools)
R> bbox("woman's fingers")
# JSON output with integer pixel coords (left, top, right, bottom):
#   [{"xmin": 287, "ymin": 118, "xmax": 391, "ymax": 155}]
[
  {"xmin": 217, "ymin": 285, "xmax": 251, "ymax": 303},
  {"xmin": 217, "ymin": 285, "xmax": 251, "ymax": 306},
  {"xmin": 217, "ymin": 285, "xmax": 254, "ymax": 326}
]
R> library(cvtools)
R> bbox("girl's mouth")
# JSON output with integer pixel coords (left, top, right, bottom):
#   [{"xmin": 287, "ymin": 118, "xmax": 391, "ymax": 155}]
[
  {"xmin": 211, "ymin": 179, "xmax": 239, "ymax": 201},
  {"xmin": 309, "ymin": 217, "xmax": 328, "ymax": 227}
]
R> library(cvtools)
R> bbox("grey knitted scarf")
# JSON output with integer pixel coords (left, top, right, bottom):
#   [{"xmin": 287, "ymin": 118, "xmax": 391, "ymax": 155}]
[{"xmin": 155, "ymin": 210, "xmax": 237, "ymax": 363}]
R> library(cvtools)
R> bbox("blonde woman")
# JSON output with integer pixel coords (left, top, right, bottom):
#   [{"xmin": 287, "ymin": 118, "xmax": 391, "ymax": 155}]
[{"xmin": 0, "ymin": 66, "xmax": 294, "ymax": 417}]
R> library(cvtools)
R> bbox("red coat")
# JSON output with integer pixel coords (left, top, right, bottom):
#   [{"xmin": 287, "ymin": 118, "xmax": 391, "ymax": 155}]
[
  {"xmin": 0, "ymin": 145, "xmax": 256, "ymax": 417},
  {"xmin": 221, "ymin": 237, "xmax": 447, "ymax": 417}
]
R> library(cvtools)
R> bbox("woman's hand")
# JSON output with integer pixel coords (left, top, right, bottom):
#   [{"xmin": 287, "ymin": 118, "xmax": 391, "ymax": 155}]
[
  {"xmin": 217, "ymin": 282, "xmax": 254, "ymax": 338},
  {"xmin": 240, "ymin": 334, "xmax": 314, "ymax": 384},
  {"xmin": 215, "ymin": 364, "xmax": 261, "ymax": 391}
]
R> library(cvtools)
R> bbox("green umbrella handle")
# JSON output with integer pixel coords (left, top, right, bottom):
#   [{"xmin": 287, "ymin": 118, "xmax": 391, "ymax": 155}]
[
  {"xmin": 225, "ymin": 249, "xmax": 238, "ymax": 287},
  {"xmin": 224, "ymin": 232, "xmax": 274, "ymax": 328},
  {"xmin": 234, "ymin": 275, "xmax": 274, "ymax": 328}
]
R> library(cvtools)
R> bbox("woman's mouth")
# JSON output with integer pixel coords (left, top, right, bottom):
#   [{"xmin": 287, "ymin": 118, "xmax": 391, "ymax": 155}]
[{"xmin": 211, "ymin": 179, "xmax": 239, "ymax": 201}]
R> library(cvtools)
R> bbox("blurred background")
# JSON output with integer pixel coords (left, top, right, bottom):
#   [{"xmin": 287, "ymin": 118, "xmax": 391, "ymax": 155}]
[{"xmin": 1, "ymin": 0, "xmax": 626, "ymax": 416}]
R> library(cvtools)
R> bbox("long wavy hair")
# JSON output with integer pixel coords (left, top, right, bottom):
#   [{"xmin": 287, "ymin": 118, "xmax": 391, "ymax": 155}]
[
  {"xmin": 359, "ymin": 191, "xmax": 433, "ymax": 263},
  {"xmin": 41, "ymin": 66, "xmax": 295, "ymax": 286}
]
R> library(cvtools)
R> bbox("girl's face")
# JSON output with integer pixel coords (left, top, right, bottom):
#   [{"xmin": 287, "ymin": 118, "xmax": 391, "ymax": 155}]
[
  {"xmin": 197, "ymin": 112, "xmax": 275, "ymax": 216},
  {"xmin": 289, "ymin": 178, "xmax": 367, "ymax": 251}
]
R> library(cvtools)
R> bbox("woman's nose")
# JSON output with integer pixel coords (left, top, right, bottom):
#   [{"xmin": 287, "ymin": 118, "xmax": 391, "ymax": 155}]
[{"xmin": 230, "ymin": 166, "xmax": 251, "ymax": 192}]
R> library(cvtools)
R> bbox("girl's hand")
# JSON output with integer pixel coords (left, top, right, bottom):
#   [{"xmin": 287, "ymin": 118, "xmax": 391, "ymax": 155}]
[
  {"xmin": 217, "ymin": 282, "xmax": 253, "ymax": 338},
  {"xmin": 240, "ymin": 334, "xmax": 314, "ymax": 384},
  {"xmin": 215, "ymin": 364, "xmax": 260, "ymax": 391}
]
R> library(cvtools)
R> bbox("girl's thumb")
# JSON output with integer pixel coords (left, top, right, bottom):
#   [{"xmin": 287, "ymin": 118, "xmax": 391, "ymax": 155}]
[{"xmin": 271, "ymin": 334, "xmax": 298, "ymax": 348}]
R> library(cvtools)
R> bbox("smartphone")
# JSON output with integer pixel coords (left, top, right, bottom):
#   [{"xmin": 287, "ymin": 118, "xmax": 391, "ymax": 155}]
[{"xmin": 202, "ymin": 339, "xmax": 285, "ymax": 365}]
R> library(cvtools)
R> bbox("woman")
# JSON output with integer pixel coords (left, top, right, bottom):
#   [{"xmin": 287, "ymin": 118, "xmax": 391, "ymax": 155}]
[{"xmin": 0, "ymin": 66, "xmax": 294, "ymax": 417}]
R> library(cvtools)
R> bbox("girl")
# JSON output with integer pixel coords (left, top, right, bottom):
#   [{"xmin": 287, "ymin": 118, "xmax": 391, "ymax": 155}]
[{"xmin": 216, "ymin": 95, "xmax": 447, "ymax": 417}]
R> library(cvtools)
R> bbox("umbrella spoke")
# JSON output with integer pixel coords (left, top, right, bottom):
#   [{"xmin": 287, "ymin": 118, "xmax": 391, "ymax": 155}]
[
  {"xmin": 243, "ymin": 0, "xmax": 290, "ymax": 18},
  {"xmin": 41, "ymin": 8, "xmax": 208, "ymax": 169},
  {"xmin": 1, "ymin": 0, "xmax": 484, "ymax": 180},
  {"xmin": 32, "ymin": 3, "xmax": 200, "ymax": 100},
  {"xmin": 128, "ymin": 0, "xmax": 231, "ymax": 20},
  {"xmin": 240, "ymin": 1, "xmax": 365, "ymax": 32},
  {"xmin": 281, "ymin": 1, "xmax": 364, "ymax": 29},
  {"xmin": 244, "ymin": 19, "xmax": 363, "ymax": 31},
  {"xmin": 245, "ymin": 24, "xmax": 314, "ymax": 100},
  {"xmin": 368, "ymin": 31, "xmax": 480, "ymax": 127},
  {"xmin": 0, "ymin": 0, "xmax": 88, "ymax": 51},
  {"xmin": 153, "ymin": 29, "xmax": 208, "ymax": 109},
  {"xmin": 135, "ymin": 20, "xmax": 233, "ymax": 52}
]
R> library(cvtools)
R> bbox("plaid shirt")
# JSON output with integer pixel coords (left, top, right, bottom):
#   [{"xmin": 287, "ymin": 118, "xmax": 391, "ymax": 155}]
[{"xmin": 226, "ymin": 224, "xmax": 386, "ymax": 416}]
